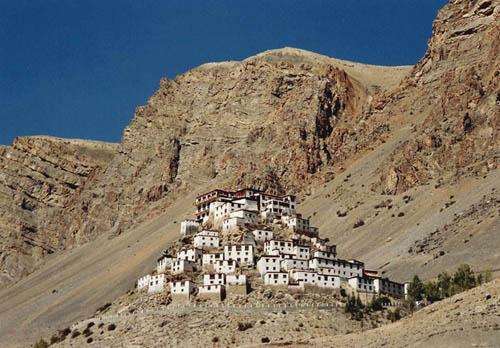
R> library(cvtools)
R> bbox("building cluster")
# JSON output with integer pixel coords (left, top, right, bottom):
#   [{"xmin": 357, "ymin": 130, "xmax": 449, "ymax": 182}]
[{"xmin": 138, "ymin": 188, "xmax": 406, "ymax": 303}]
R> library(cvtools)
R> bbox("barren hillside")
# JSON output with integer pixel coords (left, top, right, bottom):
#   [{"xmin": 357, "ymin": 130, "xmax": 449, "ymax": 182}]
[
  {"xmin": 0, "ymin": 137, "xmax": 117, "ymax": 285},
  {"xmin": 285, "ymin": 279, "xmax": 500, "ymax": 348}
]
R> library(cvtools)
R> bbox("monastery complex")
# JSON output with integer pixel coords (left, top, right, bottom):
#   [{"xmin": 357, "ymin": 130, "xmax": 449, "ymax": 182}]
[{"xmin": 138, "ymin": 188, "xmax": 408, "ymax": 303}]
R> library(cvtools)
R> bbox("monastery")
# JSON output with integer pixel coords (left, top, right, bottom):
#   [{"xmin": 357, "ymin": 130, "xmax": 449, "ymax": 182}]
[{"xmin": 138, "ymin": 188, "xmax": 407, "ymax": 303}]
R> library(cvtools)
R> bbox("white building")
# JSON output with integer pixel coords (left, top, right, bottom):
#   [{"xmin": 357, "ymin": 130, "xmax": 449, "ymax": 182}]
[
  {"xmin": 241, "ymin": 231, "xmax": 257, "ymax": 246},
  {"xmin": 317, "ymin": 274, "xmax": 341, "ymax": 289},
  {"xmin": 156, "ymin": 255, "xmax": 174, "ymax": 273},
  {"xmin": 313, "ymin": 250, "xmax": 336, "ymax": 260},
  {"xmin": 148, "ymin": 274, "xmax": 166, "ymax": 293},
  {"xmin": 280, "ymin": 258, "xmax": 309, "ymax": 272},
  {"xmin": 257, "ymin": 255, "xmax": 281, "ymax": 276},
  {"xmin": 180, "ymin": 219, "xmax": 200, "ymax": 237},
  {"xmin": 232, "ymin": 197, "xmax": 259, "ymax": 211},
  {"xmin": 282, "ymin": 215, "xmax": 318, "ymax": 237},
  {"xmin": 170, "ymin": 280, "xmax": 196, "ymax": 302},
  {"xmin": 348, "ymin": 276, "xmax": 375, "ymax": 293},
  {"xmin": 311, "ymin": 238, "xmax": 336, "ymax": 254},
  {"xmin": 372, "ymin": 277, "xmax": 405, "ymax": 298},
  {"xmin": 177, "ymin": 248, "xmax": 203, "ymax": 263},
  {"xmin": 226, "ymin": 274, "xmax": 247, "ymax": 286},
  {"xmin": 264, "ymin": 240, "xmax": 294, "ymax": 256},
  {"xmin": 260, "ymin": 194, "xmax": 296, "ymax": 221},
  {"xmin": 198, "ymin": 284, "xmax": 225, "ymax": 301},
  {"xmin": 171, "ymin": 259, "xmax": 197, "ymax": 275},
  {"xmin": 293, "ymin": 245, "xmax": 311, "ymax": 260},
  {"xmin": 214, "ymin": 259, "xmax": 237, "ymax": 274},
  {"xmin": 195, "ymin": 189, "xmax": 234, "ymax": 221},
  {"xmin": 264, "ymin": 272, "xmax": 289, "ymax": 286},
  {"xmin": 193, "ymin": 230, "xmax": 220, "ymax": 248},
  {"xmin": 226, "ymin": 274, "xmax": 248, "ymax": 295},
  {"xmin": 222, "ymin": 209, "xmax": 259, "ymax": 232},
  {"xmin": 251, "ymin": 229, "xmax": 274, "ymax": 243},
  {"xmin": 202, "ymin": 252, "xmax": 224, "ymax": 267},
  {"xmin": 290, "ymin": 270, "xmax": 318, "ymax": 286},
  {"xmin": 224, "ymin": 244, "xmax": 254, "ymax": 266},
  {"xmin": 316, "ymin": 267, "xmax": 337, "ymax": 276},
  {"xmin": 211, "ymin": 198, "xmax": 258, "ymax": 227},
  {"xmin": 309, "ymin": 258, "xmax": 364, "ymax": 278},
  {"xmin": 203, "ymin": 273, "xmax": 226, "ymax": 286},
  {"xmin": 137, "ymin": 274, "xmax": 151, "ymax": 290}
]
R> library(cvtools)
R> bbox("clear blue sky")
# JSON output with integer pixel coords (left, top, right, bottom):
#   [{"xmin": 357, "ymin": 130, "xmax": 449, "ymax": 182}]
[{"xmin": 0, "ymin": 0, "xmax": 447, "ymax": 145}]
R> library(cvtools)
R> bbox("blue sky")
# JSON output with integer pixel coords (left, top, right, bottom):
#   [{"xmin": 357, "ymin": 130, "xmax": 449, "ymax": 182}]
[{"xmin": 0, "ymin": 0, "xmax": 447, "ymax": 145}]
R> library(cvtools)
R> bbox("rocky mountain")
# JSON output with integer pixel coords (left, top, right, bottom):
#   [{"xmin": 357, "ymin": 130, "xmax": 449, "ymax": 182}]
[
  {"xmin": 0, "ymin": 0, "xmax": 498, "ymax": 346},
  {"xmin": 0, "ymin": 137, "xmax": 117, "ymax": 285},
  {"xmin": 9, "ymin": 49, "xmax": 409, "ymax": 285},
  {"xmin": 374, "ymin": 0, "xmax": 499, "ymax": 194}
]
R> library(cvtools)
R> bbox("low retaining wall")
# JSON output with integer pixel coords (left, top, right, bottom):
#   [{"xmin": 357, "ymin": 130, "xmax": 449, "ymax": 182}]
[{"xmin": 76, "ymin": 301, "xmax": 344, "ymax": 327}]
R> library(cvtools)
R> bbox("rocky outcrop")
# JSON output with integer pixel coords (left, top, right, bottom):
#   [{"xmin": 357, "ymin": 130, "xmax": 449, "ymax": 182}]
[
  {"xmin": 376, "ymin": 0, "xmax": 499, "ymax": 194},
  {"xmin": 47, "ymin": 49, "xmax": 401, "ymax": 257},
  {"xmin": 0, "ymin": 136, "xmax": 117, "ymax": 285}
]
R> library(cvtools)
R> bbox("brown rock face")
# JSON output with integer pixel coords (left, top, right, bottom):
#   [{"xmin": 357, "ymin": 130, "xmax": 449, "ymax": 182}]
[
  {"xmin": 0, "ymin": 137, "xmax": 117, "ymax": 285},
  {"xmin": 376, "ymin": 0, "xmax": 499, "ymax": 194},
  {"xmin": 48, "ymin": 49, "xmax": 403, "ymax": 257}
]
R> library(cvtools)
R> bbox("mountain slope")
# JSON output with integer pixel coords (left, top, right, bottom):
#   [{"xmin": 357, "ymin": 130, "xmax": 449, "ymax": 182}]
[
  {"xmin": 36, "ymin": 46, "xmax": 410, "ymax": 274},
  {"xmin": 0, "ymin": 136, "xmax": 117, "ymax": 285},
  {"xmin": 304, "ymin": 279, "xmax": 500, "ymax": 348}
]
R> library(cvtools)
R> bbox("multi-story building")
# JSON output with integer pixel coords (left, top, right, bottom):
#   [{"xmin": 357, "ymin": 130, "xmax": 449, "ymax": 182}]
[
  {"xmin": 290, "ymin": 270, "xmax": 318, "ymax": 286},
  {"xmin": 222, "ymin": 209, "xmax": 259, "ymax": 232},
  {"xmin": 260, "ymin": 194, "xmax": 296, "ymax": 221},
  {"xmin": 316, "ymin": 274, "xmax": 341, "ymax": 289},
  {"xmin": 195, "ymin": 189, "xmax": 234, "ymax": 221},
  {"xmin": 170, "ymin": 281, "xmax": 196, "ymax": 303},
  {"xmin": 223, "ymin": 244, "xmax": 254, "ymax": 266},
  {"xmin": 171, "ymin": 259, "xmax": 197, "ymax": 275},
  {"xmin": 263, "ymin": 272, "xmax": 289, "ymax": 285},
  {"xmin": 282, "ymin": 214, "xmax": 319, "ymax": 237},
  {"xmin": 293, "ymin": 245, "xmax": 311, "ymax": 260},
  {"xmin": 214, "ymin": 259, "xmax": 237, "ymax": 274},
  {"xmin": 256, "ymin": 255, "xmax": 281, "ymax": 276},
  {"xmin": 157, "ymin": 255, "xmax": 174, "ymax": 273},
  {"xmin": 313, "ymin": 250, "xmax": 336, "ymax": 260},
  {"xmin": 202, "ymin": 252, "xmax": 224, "ymax": 268},
  {"xmin": 264, "ymin": 240, "xmax": 294, "ymax": 256},
  {"xmin": 280, "ymin": 258, "xmax": 309, "ymax": 272},
  {"xmin": 203, "ymin": 273, "xmax": 226, "ymax": 286},
  {"xmin": 348, "ymin": 276, "xmax": 375, "ymax": 293},
  {"xmin": 309, "ymin": 258, "xmax": 364, "ymax": 278},
  {"xmin": 193, "ymin": 230, "xmax": 220, "ymax": 248},
  {"xmin": 180, "ymin": 219, "xmax": 200, "ymax": 238},
  {"xmin": 177, "ymin": 248, "xmax": 203, "ymax": 263},
  {"xmin": 365, "ymin": 271, "xmax": 405, "ymax": 298},
  {"xmin": 137, "ymin": 274, "xmax": 151, "ymax": 290},
  {"xmin": 251, "ymin": 229, "xmax": 274, "ymax": 243}
]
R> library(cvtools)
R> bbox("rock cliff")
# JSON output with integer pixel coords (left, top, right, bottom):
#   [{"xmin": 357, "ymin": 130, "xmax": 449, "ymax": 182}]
[
  {"xmin": 0, "ymin": 137, "xmax": 117, "ymax": 284},
  {"xmin": 374, "ymin": 0, "xmax": 499, "ymax": 193},
  {"xmin": 46, "ymin": 49, "xmax": 409, "ymax": 262}
]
